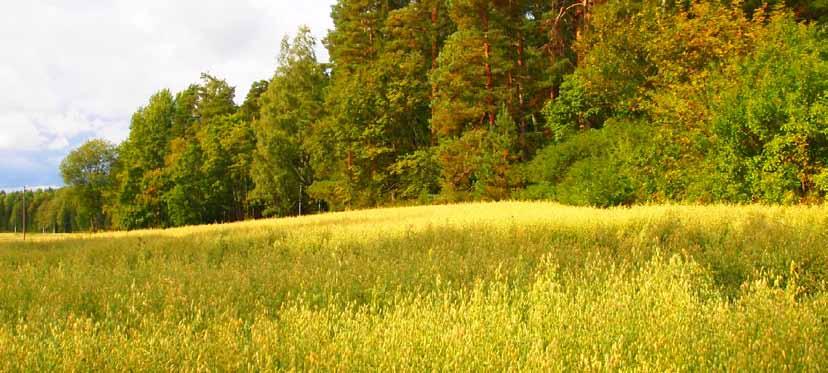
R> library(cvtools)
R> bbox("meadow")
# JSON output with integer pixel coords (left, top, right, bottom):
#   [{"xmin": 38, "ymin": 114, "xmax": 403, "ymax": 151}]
[{"xmin": 0, "ymin": 201, "xmax": 827, "ymax": 370}]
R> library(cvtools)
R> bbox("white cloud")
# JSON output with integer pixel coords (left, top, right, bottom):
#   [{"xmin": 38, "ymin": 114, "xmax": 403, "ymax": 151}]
[
  {"xmin": 0, "ymin": 0, "xmax": 335, "ymax": 187},
  {"xmin": 0, "ymin": 112, "xmax": 46, "ymax": 150},
  {"xmin": 0, "ymin": 110, "xmax": 130, "ymax": 151}
]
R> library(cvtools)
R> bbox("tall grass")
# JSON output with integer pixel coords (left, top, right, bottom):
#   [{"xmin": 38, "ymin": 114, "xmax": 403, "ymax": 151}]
[{"xmin": 0, "ymin": 202, "xmax": 826, "ymax": 370}]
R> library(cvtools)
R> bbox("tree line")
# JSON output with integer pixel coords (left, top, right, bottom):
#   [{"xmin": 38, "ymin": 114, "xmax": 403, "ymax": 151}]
[
  {"xmin": 0, "ymin": 189, "xmax": 88, "ymax": 234},
  {"xmin": 22, "ymin": 0, "xmax": 826, "ymax": 232}
]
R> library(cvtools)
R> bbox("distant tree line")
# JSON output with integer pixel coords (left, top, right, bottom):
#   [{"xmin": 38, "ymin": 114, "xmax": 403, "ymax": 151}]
[
  {"xmin": 0, "ymin": 189, "xmax": 89, "ymax": 233},
  {"xmin": 43, "ymin": 0, "xmax": 826, "ymax": 232}
]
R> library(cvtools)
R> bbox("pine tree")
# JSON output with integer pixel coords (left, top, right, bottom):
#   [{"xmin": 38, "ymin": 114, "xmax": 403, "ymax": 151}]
[
  {"xmin": 313, "ymin": 0, "xmax": 411, "ymax": 208},
  {"xmin": 429, "ymin": 0, "xmax": 519, "ymax": 196},
  {"xmin": 379, "ymin": 0, "xmax": 455, "ymax": 200}
]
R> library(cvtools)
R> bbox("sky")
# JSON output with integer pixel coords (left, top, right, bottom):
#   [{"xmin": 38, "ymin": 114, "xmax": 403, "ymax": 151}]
[{"xmin": 0, "ymin": 0, "xmax": 335, "ymax": 190}]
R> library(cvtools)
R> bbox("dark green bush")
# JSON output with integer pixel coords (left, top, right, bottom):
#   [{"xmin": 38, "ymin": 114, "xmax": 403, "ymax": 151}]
[{"xmin": 524, "ymin": 120, "xmax": 652, "ymax": 207}]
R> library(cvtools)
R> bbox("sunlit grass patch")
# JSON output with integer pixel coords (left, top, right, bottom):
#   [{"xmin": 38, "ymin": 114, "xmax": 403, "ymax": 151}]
[{"xmin": 0, "ymin": 201, "xmax": 826, "ymax": 370}]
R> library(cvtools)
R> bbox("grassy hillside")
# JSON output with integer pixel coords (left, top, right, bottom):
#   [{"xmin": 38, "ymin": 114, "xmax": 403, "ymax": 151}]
[{"xmin": 1, "ymin": 202, "xmax": 827, "ymax": 370}]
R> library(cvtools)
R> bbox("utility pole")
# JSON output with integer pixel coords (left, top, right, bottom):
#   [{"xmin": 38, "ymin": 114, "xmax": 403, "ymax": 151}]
[
  {"xmin": 298, "ymin": 183, "xmax": 303, "ymax": 216},
  {"xmin": 22, "ymin": 186, "xmax": 26, "ymax": 241}
]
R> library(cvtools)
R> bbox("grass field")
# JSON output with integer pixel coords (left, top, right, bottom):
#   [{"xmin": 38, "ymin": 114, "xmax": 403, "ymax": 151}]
[{"xmin": 0, "ymin": 201, "xmax": 827, "ymax": 370}]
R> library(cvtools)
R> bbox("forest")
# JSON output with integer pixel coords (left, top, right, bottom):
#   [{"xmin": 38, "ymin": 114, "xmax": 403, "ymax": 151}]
[{"xmin": 3, "ymin": 0, "xmax": 827, "ymax": 232}]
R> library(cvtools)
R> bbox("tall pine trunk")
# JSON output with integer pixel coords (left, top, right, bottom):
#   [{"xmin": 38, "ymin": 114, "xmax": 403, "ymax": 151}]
[
  {"xmin": 430, "ymin": 4, "xmax": 440, "ymax": 146},
  {"xmin": 481, "ymin": 5, "xmax": 494, "ymax": 129},
  {"xmin": 516, "ymin": 32, "xmax": 527, "ymax": 160}
]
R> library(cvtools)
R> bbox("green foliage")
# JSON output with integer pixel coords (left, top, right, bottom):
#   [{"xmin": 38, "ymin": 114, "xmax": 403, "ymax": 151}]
[
  {"xmin": 526, "ymin": 120, "xmax": 652, "ymax": 206},
  {"xmin": 163, "ymin": 139, "xmax": 206, "ymax": 226},
  {"xmin": 116, "ymin": 90, "xmax": 176, "ymax": 229},
  {"xmin": 238, "ymin": 80, "xmax": 269, "ymax": 122},
  {"xmin": 171, "ymin": 85, "xmax": 199, "ymax": 138},
  {"xmin": 528, "ymin": 1, "xmax": 828, "ymax": 206},
  {"xmin": 709, "ymin": 13, "xmax": 828, "ymax": 203},
  {"xmin": 388, "ymin": 149, "xmax": 441, "ymax": 201},
  {"xmin": 431, "ymin": 29, "xmax": 505, "ymax": 135},
  {"xmin": 742, "ymin": 0, "xmax": 828, "ymax": 22},
  {"xmin": 60, "ymin": 139, "xmax": 118, "ymax": 231},
  {"xmin": 122, "ymin": 90, "xmax": 175, "ymax": 170},
  {"xmin": 542, "ymin": 73, "xmax": 603, "ymax": 141},
  {"xmin": 252, "ymin": 27, "xmax": 327, "ymax": 217},
  {"xmin": 0, "ymin": 188, "xmax": 84, "ymax": 233},
  {"xmin": 438, "ymin": 110, "xmax": 519, "ymax": 200},
  {"xmin": 52, "ymin": 0, "xmax": 828, "ymax": 230},
  {"xmin": 199, "ymin": 115, "xmax": 240, "ymax": 223},
  {"xmin": 197, "ymin": 73, "xmax": 238, "ymax": 121}
]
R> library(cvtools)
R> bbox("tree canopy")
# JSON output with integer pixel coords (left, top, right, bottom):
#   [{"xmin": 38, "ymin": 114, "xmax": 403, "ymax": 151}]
[{"xmin": 27, "ymin": 0, "xmax": 827, "ymax": 233}]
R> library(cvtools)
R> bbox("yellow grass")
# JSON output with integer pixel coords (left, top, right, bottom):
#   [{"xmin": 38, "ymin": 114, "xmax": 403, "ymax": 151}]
[
  {"xmin": 8, "ymin": 200, "xmax": 826, "ymax": 242},
  {"xmin": 1, "ymin": 201, "xmax": 827, "ymax": 370}
]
